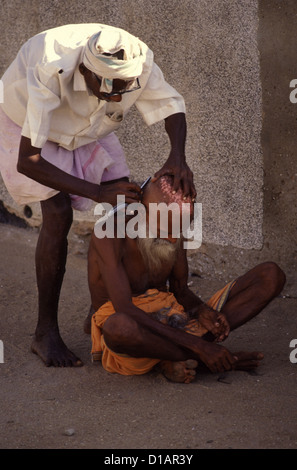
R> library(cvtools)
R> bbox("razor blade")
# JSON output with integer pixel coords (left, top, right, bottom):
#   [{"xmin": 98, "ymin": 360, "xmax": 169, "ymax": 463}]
[{"xmin": 107, "ymin": 176, "xmax": 151, "ymax": 218}]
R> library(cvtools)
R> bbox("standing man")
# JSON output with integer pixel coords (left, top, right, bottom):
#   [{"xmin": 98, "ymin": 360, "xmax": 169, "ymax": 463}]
[{"xmin": 0, "ymin": 23, "xmax": 195, "ymax": 366}]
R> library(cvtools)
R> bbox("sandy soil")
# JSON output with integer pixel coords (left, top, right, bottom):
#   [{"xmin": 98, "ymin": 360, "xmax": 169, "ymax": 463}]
[{"xmin": 0, "ymin": 222, "xmax": 296, "ymax": 450}]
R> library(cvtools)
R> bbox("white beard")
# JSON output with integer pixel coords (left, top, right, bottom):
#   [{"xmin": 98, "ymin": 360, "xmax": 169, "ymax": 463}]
[{"xmin": 137, "ymin": 237, "xmax": 180, "ymax": 275}]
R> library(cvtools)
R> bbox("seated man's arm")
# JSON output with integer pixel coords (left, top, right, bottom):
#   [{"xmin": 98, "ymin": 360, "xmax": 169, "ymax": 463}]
[
  {"xmin": 169, "ymin": 244, "xmax": 203, "ymax": 312},
  {"xmin": 169, "ymin": 245, "xmax": 230, "ymax": 342}
]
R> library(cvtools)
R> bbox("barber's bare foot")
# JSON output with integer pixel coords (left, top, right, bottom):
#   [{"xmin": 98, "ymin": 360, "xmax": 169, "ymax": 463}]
[
  {"xmin": 159, "ymin": 359, "xmax": 198, "ymax": 384},
  {"xmin": 31, "ymin": 329, "xmax": 83, "ymax": 367},
  {"xmin": 233, "ymin": 351, "xmax": 264, "ymax": 371}
]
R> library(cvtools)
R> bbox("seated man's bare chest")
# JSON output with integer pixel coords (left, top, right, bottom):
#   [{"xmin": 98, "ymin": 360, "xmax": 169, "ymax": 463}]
[{"xmin": 122, "ymin": 238, "xmax": 173, "ymax": 295}]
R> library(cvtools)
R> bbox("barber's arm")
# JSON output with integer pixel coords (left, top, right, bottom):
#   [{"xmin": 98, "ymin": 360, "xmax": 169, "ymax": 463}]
[
  {"xmin": 152, "ymin": 112, "xmax": 196, "ymax": 199},
  {"xmin": 17, "ymin": 135, "xmax": 141, "ymax": 206}
]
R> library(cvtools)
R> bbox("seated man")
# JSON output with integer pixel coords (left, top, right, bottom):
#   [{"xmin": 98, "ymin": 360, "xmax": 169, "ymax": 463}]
[{"xmin": 87, "ymin": 176, "xmax": 286, "ymax": 383}]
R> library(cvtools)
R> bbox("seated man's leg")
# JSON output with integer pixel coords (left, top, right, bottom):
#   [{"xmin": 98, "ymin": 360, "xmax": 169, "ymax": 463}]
[
  {"xmin": 196, "ymin": 262, "xmax": 285, "ymax": 371},
  {"xmin": 221, "ymin": 262, "xmax": 286, "ymax": 331},
  {"xmin": 102, "ymin": 312, "xmax": 198, "ymax": 383},
  {"xmin": 32, "ymin": 192, "xmax": 82, "ymax": 367}
]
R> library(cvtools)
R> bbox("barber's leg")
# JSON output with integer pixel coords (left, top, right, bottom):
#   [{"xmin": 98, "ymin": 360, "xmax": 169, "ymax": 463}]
[
  {"xmin": 31, "ymin": 192, "xmax": 83, "ymax": 367},
  {"xmin": 221, "ymin": 262, "xmax": 286, "ymax": 331}
]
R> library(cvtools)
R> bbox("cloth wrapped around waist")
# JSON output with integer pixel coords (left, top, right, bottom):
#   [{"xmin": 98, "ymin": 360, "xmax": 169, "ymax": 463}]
[{"xmin": 91, "ymin": 283, "xmax": 235, "ymax": 376}]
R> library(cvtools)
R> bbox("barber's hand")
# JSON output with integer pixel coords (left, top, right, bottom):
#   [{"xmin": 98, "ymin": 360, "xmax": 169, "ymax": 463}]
[
  {"xmin": 96, "ymin": 181, "xmax": 141, "ymax": 206},
  {"xmin": 197, "ymin": 306, "xmax": 230, "ymax": 342},
  {"xmin": 152, "ymin": 152, "xmax": 196, "ymax": 200}
]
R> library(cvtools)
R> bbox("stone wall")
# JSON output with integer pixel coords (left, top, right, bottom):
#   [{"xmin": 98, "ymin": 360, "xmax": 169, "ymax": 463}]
[{"xmin": 0, "ymin": 0, "xmax": 262, "ymax": 245}]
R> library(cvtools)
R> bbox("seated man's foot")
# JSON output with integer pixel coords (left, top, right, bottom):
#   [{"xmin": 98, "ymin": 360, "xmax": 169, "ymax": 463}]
[
  {"xmin": 31, "ymin": 329, "xmax": 83, "ymax": 367},
  {"xmin": 83, "ymin": 305, "xmax": 95, "ymax": 334},
  {"xmin": 158, "ymin": 359, "xmax": 198, "ymax": 384},
  {"xmin": 233, "ymin": 351, "xmax": 264, "ymax": 371}
]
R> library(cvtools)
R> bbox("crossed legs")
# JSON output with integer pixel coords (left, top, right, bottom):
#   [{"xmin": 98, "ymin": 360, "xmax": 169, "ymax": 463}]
[{"xmin": 102, "ymin": 262, "xmax": 286, "ymax": 382}]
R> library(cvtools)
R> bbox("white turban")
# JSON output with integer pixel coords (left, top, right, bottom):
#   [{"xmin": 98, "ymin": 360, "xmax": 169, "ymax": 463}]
[{"xmin": 83, "ymin": 26, "xmax": 148, "ymax": 92}]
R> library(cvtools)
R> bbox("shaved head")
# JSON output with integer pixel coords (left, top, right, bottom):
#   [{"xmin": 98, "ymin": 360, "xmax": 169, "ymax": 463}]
[
  {"xmin": 137, "ymin": 175, "xmax": 193, "ymax": 274},
  {"xmin": 142, "ymin": 175, "xmax": 194, "ymax": 219}
]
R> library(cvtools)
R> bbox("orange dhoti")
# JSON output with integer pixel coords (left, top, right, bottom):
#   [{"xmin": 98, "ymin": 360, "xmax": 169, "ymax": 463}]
[{"xmin": 91, "ymin": 282, "xmax": 235, "ymax": 376}]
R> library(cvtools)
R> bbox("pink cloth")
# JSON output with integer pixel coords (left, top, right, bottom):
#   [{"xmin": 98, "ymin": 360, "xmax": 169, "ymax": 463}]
[{"xmin": 0, "ymin": 107, "xmax": 130, "ymax": 211}]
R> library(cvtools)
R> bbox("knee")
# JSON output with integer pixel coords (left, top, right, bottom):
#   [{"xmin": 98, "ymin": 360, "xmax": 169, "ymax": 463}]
[
  {"xmin": 258, "ymin": 262, "xmax": 286, "ymax": 297},
  {"xmin": 41, "ymin": 193, "xmax": 73, "ymax": 235},
  {"xmin": 102, "ymin": 312, "xmax": 139, "ymax": 352}
]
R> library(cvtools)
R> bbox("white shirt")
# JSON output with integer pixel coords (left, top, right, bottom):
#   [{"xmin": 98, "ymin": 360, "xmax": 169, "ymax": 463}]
[{"xmin": 1, "ymin": 24, "xmax": 185, "ymax": 150}]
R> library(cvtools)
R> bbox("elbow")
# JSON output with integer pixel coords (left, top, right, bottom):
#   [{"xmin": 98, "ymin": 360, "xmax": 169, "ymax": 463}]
[
  {"xmin": 17, "ymin": 153, "xmax": 39, "ymax": 176},
  {"xmin": 17, "ymin": 159, "xmax": 32, "ymax": 177},
  {"xmin": 17, "ymin": 136, "xmax": 42, "ymax": 176},
  {"xmin": 17, "ymin": 158, "xmax": 27, "ymax": 175}
]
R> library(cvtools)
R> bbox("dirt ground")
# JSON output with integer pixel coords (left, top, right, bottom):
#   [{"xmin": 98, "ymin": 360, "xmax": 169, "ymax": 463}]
[{"xmin": 0, "ymin": 222, "xmax": 296, "ymax": 450}]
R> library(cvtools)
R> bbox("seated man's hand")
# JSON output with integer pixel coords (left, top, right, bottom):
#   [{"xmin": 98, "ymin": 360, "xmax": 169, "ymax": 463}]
[{"xmin": 197, "ymin": 305, "xmax": 230, "ymax": 342}]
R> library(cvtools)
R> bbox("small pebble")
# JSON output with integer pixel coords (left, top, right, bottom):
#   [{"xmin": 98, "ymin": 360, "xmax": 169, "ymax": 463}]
[{"xmin": 64, "ymin": 428, "xmax": 75, "ymax": 436}]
